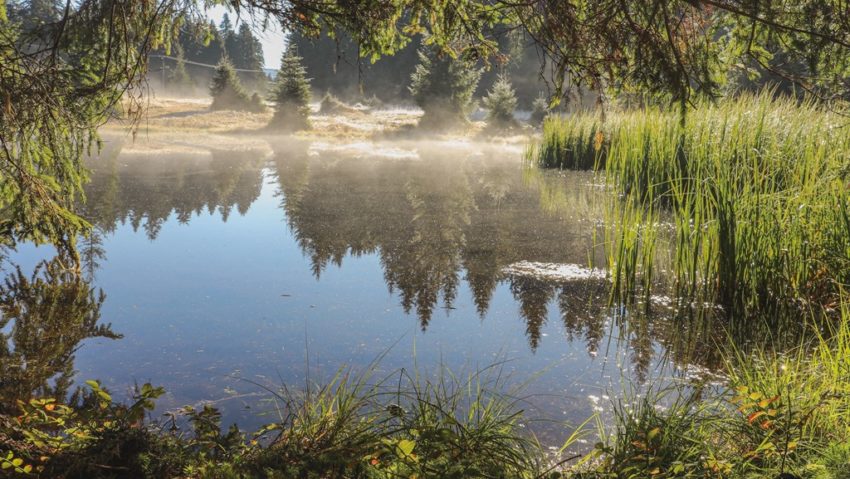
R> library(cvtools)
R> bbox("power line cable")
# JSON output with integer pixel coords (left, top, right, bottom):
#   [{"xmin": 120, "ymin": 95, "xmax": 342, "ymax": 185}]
[{"xmin": 149, "ymin": 54, "xmax": 266, "ymax": 73}]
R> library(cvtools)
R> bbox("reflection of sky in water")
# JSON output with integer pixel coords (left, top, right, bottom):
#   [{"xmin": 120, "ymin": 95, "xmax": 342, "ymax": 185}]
[{"xmin": 8, "ymin": 140, "xmax": 668, "ymax": 446}]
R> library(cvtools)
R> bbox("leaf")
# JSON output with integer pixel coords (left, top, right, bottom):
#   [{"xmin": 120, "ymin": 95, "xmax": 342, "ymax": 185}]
[
  {"xmin": 748, "ymin": 411, "xmax": 766, "ymax": 424},
  {"xmin": 647, "ymin": 427, "xmax": 661, "ymax": 440},
  {"xmin": 397, "ymin": 439, "xmax": 416, "ymax": 456}
]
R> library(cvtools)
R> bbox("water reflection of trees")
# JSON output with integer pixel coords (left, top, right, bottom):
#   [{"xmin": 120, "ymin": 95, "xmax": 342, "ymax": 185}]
[
  {"xmin": 82, "ymin": 142, "xmax": 268, "ymax": 240},
  {"xmin": 0, "ymin": 259, "xmax": 117, "ymax": 413},
  {"xmin": 68, "ymin": 138, "xmax": 742, "ymax": 376},
  {"xmin": 272, "ymin": 141, "xmax": 615, "ymax": 346}
]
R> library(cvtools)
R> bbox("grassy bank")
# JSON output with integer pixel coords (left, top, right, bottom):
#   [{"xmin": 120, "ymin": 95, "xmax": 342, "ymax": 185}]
[
  {"xmin": 0, "ymin": 364, "xmax": 553, "ymax": 478},
  {"xmin": 591, "ymin": 308, "xmax": 850, "ymax": 479},
  {"xmin": 3, "ymin": 315, "xmax": 850, "ymax": 478},
  {"xmin": 530, "ymin": 94, "xmax": 850, "ymax": 320}
]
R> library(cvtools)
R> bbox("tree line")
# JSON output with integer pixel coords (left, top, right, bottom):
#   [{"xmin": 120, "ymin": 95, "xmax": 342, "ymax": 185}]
[
  {"xmin": 3, "ymin": 0, "xmax": 850, "ymax": 265},
  {"xmin": 156, "ymin": 13, "xmax": 267, "ymax": 95}
]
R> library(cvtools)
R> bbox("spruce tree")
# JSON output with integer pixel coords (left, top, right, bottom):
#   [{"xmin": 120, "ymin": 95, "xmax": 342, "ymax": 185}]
[
  {"xmin": 529, "ymin": 94, "xmax": 550, "ymax": 126},
  {"xmin": 168, "ymin": 45, "xmax": 194, "ymax": 94},
  {"xmin": 268, "ymin": 47, "xmax": 311, "ymax": 131},
  {"xmin": 409, "ymin": 46, "xmax": 481, "ymax": 129},
  {"xmin": 236, "ymin": 23, "xmax": 267, "ymax": 92},
  {"xmin": 209, "ymin": 56, "xmax": 252, "ymax": 111},
  {"xmin": 482, "ymin": 74, "xmax": 518, "ymax": 129}
]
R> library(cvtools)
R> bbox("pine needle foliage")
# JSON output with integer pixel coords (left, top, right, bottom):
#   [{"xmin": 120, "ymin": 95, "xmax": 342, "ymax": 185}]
[
  {"xmin": 167, "ymin": 47, "xmax": 193, "ymax": 94},
  {"xmin": 482, "ymin": 74, "xmax": 518, "ymax": 129},
  {"xmin": 409, "ymin": 46, "xmax": 481, "ymax": 129},
  {"xmin": 530, "ymin": 95, "xmax": 550, "ymax": 126},
  {"xmin": 209, "ymin": 56, "xmax": 253, "ymax": 111},
  {"xmin": 268, "ymin": 46, "xmax": 311, "ymax": 131}
]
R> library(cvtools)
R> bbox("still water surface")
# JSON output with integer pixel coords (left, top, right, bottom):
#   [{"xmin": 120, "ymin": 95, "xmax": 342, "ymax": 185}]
[{"xmin": 7, "ymin": 137, "xmax": 683, "ymax": 445}]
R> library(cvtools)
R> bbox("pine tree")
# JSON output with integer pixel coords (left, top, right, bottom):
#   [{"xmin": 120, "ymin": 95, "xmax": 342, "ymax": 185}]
[
  {"xmin": 530, "ymin": 94, "xmax": 550, "ymax": 126},
  {"xmin": 210, "ymin": 56, "xmax": 252, "ymax": 111},
  {"xmin": 482, "ymin": 74, "xmax": 518, "ymax": 129},
  {"xmin": 219, "ymin": 13, "xmax": 233, "ymax": 38},
  {"xmin": 409, "ymin": 46, "xmax": 481, "ymax": 129},
  {"xmin": 235, "ymin": 23, "xmax": 267, "ymax": 92},
  {"xmin": 197, "ymin": 20, "xmax": 225, "ymax": 66},
  {"xmin": 268, "ymin": 46, "xmax": 311, "ymax": 131},
  {"xmin": 168, "ymin": 45, "xmax": 194, "ymax": 94},
  {"xmin": 19, "ymin": 0, "xmax": 61, "ymax": 33}
]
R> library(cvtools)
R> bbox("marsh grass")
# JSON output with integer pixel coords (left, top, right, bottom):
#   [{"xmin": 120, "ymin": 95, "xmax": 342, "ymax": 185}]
[
  {"xmin": 586, "ymin": 309, "xmax": 850, "ymax": 479},
  {"xmin": 3, "ymin": 358, "xmax": 562, "ymax": 478},
  {"xmin": 528, "ymin": 94, "xmax": 850, "ymax": 477},
  {"xmin": 532, "ymin": 93, "xmax": 850, "ymax": 320}
]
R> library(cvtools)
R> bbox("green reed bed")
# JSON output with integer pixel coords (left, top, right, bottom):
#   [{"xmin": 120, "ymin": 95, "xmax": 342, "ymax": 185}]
[
  {"xmin": 532, "ymin": 94, "xmax": 850, "ymax": 319},
  {"xmin": 586, "ymin": 307, "xmax": 850, "ymax": 479}
]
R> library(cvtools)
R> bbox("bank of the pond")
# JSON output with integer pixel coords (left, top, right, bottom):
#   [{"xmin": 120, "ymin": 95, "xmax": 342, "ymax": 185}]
[
  {"xmin": 3, "ymin": 315, "xmax": 850, "ymax": 478},
  {"xmin": 529, "ymin": 93, "xmax": 850, "ymax": 323},
  {"xmin": 115, "ymin": 97, "xmax": 535, "ymax": 144}
]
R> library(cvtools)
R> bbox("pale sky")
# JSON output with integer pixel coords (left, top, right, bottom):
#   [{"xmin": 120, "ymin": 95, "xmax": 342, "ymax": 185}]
[{"xmin": 207, "ymin": 6, "xmax": 288, "ymax": 70}]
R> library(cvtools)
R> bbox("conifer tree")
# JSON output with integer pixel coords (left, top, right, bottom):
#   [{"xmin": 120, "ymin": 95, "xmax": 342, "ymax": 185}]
[
  {"xmin": 209, "ymin": 56, "xmax": 252, "ymax": 111},
  {"xmin": 236, "ymin": 23, "xmax": 267, "ymax": 92},
  {"xmin": 168, "ymin": 45, "xmax": 193, "ymax": 94},
  {"xmin": 482, "ymin": 74, "xmax": 518, "ymax": 129},
  {"xmin": 529, "ymin": 94, "xmax": 550, "ymax": 126},
  {"xmin": 268, "ymin": 46, "xmax": 311, "ymax": 131},
  {"xmin": 409, "ymin": 46, "xmax": 481, "ymax": 129}
]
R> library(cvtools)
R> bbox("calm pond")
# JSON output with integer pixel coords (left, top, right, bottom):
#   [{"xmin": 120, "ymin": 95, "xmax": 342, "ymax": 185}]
[{"xmin": 7, "ymin": 136, "xmax": 703, "ymax": 445}]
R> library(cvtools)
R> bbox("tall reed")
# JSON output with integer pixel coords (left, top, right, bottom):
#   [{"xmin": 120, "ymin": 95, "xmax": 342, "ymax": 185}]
[{"xmin": 532, "ymin": 93, "xmax": 850, "ymax": 320}]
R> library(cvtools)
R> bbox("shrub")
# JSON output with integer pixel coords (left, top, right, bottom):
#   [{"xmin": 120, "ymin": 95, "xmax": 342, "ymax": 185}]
[
  {"xmin": 482, "ymin": 74, "xmax": 518, "ymax": 129},
  {"xmin": 409, "ymin": 46, "xmax": 481, "ymax": 129},
  {"xmin": 1, "ymin": 365, "xmax": 548, "ymax": 478},
  {"xmin": 268, "ymin": 46, "xmax": 311, "ymax": 131},
  {"xmin": 249, "ymin": 92, "xmax": 265, "ymax": 113}
]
